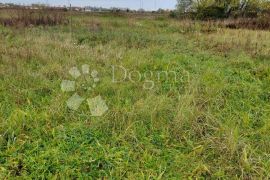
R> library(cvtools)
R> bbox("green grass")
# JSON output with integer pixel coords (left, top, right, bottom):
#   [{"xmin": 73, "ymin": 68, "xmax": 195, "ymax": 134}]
[{"xmin": 0, "ymin": 12, "xmax": 270, "ymax": 178}]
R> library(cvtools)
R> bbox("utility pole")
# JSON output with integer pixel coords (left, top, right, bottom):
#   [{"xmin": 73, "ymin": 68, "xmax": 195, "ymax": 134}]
[
  {"xmin": 140, "ymin": 0, "xmax": 144, "ymax": 9},
  {"xmin": 70, "ymin": 2, "xmax": 72, "ymax": 37},
  {"xmin": 68, "ymin": 1, "xmax": 73, "ymax": 59}
]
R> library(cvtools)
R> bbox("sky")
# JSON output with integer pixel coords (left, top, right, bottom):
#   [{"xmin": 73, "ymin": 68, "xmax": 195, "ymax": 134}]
[{"xmin": 1, "ymin": 0, "xmax": 178, "ymax": 10}]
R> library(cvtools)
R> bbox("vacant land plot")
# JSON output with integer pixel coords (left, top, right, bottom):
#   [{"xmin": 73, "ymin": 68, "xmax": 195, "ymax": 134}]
[{"xmin": 0, "ymin": 10, "xmax": 270, "ymax": 178}]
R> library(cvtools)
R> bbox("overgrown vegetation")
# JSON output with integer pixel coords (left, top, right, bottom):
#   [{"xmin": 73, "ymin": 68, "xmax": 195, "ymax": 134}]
[
  {"xmin": 176, "ymin": 0, "xmax": 270, "ymax": 22},
  {"xmin": 0, "ymin": 9, "xmax": 270, "ymax": 179},
  {"xmin": 0, "ymin": 8, "xmax": 68, "ymax": 27},
  {"xmin": 174, "ymin": 0, "xmax": 270, "ymax": 30}
]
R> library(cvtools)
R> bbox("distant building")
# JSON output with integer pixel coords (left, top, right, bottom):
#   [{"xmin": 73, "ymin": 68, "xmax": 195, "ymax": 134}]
[
  {"xmin": 85, "ymin": 6, "xmax": 111, "ymax": 12},
  {"xmin": 138, "ymin": 8, "xmax": 145, "ymax": 13},
  {"xmin": 0, "ymin": 3, "xmax": 11, "ymax": 8}
]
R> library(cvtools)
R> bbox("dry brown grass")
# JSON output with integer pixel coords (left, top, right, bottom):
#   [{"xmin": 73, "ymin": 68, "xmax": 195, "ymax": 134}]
[
  {"xmin": 221, "ymin": 16, "xmax": 270, "ymax": 30},
  {"xmin": 0, "ymin": 8, "xmax": 68, "ymax": 27}
]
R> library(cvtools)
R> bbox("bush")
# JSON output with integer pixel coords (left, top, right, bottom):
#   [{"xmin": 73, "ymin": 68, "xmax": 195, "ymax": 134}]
[
  {"xmin": 196, "ymin": 6, "xmax": 227, "ymax": 20},
  {"xmin": 169, "ymin": 11, "xmax": 178, "ymax": 18}
]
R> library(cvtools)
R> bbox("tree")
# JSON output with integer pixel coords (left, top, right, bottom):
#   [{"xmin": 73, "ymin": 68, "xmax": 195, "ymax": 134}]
[
  {"xmin": 176, "ymin": 0, "xmax": 268, "ymax": 18},
  {"xmin": 177, "ymin": 0, "xmax": 193, "ymax": 13}
]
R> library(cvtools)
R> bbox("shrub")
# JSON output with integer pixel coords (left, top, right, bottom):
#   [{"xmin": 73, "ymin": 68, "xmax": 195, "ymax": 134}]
[
  {"xmin": 169, "ymin": 11, "xmax": 178, "ymax": 18},
  {"xmin": 196, "ymin": 5, "xmax": 227, "ymax": 20}
]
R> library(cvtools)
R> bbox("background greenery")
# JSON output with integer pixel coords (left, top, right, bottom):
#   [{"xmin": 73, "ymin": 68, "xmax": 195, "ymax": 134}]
[{"xmin": 176, "ymin": 0, "xmax": 270, "ymax": 19}]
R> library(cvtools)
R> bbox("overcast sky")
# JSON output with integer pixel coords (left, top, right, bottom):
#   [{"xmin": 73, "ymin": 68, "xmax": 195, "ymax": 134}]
[{"xmin": 1, "ymin": 0, "xmax": 177, "ymax": 10}]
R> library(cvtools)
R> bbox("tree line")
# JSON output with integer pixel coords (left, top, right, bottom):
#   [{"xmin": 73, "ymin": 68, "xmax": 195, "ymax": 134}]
[{"xmin": 175, "ymin": 0, "xmax": 270, "ymax": 19}]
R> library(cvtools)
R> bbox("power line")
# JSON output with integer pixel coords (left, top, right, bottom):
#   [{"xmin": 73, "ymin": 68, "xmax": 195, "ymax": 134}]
[{"xmin": 140, "ymin": 0, "xmax": 144, "ymax": 9}]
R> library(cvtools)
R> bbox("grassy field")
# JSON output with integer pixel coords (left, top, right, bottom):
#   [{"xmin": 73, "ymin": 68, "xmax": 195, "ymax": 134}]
[{"xmin": 1, "ymin": 11, "xmax": 270, "ymax": 178}]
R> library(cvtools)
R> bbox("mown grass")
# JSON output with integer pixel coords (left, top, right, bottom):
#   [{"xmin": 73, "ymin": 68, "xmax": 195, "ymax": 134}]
[{"xmin": 0, "ymin": 11, "xmax": 270, "ymax": 179}]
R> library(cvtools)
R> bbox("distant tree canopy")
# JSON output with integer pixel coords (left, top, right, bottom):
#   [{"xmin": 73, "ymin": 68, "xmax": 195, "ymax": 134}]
[
  {"xmin": 177, "ymin": 0, "xmax": 193, "ymax": 13},
  {"xmin": 176, "ymin": 0, "xmax": 270, "ymax": 19}
]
